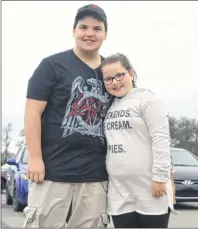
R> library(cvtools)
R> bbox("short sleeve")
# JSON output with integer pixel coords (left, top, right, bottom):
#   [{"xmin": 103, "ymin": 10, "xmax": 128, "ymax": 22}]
[{"xmin": 26, "ymin": 58, "xmax": 57, "ymax": 101}]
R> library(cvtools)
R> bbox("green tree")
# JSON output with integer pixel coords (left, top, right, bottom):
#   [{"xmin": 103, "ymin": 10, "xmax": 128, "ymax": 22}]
[
  {"xmin": 169, "ymin": 116, "xmax": 179, "ymax": 146},
  {"xmin": 15, "ymin": 128, "xmax": 25, "ymax": 151},
  {"xmin": 2, "ymin": 123, "xmax": 12, "ymax": 164},
  {"xmin": 169, "ymin": 116, "xmax": 198, "ymax": 156}
]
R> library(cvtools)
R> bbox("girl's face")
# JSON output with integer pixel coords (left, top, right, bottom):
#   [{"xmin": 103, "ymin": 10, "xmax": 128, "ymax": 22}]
[{"xmin": 102, "ymin": 61, "xmax": 133, "ymax": 97}]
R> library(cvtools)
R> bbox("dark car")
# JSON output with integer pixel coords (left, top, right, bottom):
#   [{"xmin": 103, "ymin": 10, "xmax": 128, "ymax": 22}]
[
  {"xmin": 171, "ymin": 147, "xmax": 198, "ymax": 203},
  {"xmin": 6, "ymin": 144, "xmax": 28, "ymax": 211},
  {"xmin": 1, "ymin": 164, "xmax": 10, "ymax": 193},
  {"xmin": 1, "ymin": 153, "xmax": 16, "ymax": 193}
]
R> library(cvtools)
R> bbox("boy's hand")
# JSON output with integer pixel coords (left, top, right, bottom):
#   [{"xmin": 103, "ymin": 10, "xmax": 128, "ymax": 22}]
[{"xmin": 27, "ymin": 157, "xmax": 45, "ymax": 183}]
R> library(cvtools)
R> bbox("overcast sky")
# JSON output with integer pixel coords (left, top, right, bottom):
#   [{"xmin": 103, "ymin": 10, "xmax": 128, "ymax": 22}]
[{"xmin": 2, "ymin": 1, "xmax": 198, "ymax": 144}]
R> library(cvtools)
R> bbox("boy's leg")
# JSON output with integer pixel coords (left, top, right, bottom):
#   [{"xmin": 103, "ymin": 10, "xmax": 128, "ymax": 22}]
[
  {"xmin": 23, "ymin": 180, "xmax": 73, "ymax": 228},
  {"xmin": 67, "ymin": 181, "xmax": 109, "ymax": 228}
]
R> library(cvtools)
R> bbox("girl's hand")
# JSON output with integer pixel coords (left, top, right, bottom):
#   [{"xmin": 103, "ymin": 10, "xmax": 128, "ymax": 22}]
[{"xmin": 152, "ymin": 181, "xmax": 167, "ymax": 198}]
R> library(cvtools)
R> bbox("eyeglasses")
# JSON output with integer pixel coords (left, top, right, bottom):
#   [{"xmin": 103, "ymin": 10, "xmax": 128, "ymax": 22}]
[{"xmin": 103, "ymin": 71, "xmax": 129, "ymax": 85}]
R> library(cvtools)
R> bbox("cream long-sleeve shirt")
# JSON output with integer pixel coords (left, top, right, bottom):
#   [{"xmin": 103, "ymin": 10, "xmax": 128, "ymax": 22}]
[{"xmin": 104, "ymin": 88, "xmax": 176, "ymax": 215}]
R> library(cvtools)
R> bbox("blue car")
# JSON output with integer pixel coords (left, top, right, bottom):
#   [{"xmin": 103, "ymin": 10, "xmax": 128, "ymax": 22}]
[{"xmin": 6, "ymin": 144, "xmax": 29, "ymax": 211}]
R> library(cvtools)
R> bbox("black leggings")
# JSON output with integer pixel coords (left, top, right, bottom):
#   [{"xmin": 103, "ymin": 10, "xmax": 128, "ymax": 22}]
[{"xmin": 112, "ymin": 208, "xmax": 170, "ymax": 228}]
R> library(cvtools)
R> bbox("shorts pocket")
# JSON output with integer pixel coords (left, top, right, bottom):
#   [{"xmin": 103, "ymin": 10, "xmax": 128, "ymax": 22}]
[
  {"xmin": 100, "ymin": 181, "xmax": 108, "ymax": 193},
  {"xmin": 23, "ymin": 206, "xmax": 38, "ymax": 228},
  {"xmin": 98, "ymin": 213, "xmax": 110, "ymax": 228}
]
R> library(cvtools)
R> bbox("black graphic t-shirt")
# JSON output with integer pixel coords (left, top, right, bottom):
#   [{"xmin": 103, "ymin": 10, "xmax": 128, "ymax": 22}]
[{"xmin": 26, "ymin": 49, "xmax": 112, "ymax": 182}]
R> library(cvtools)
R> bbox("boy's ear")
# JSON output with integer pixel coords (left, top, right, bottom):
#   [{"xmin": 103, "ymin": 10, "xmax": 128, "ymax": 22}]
[
  {"xmin": 73, "ymin": 29, "xmax": 76, "ymax": 38},
  {"xmin": 104, "ymin": 31, "xmax": 108, "ymax": 40}
]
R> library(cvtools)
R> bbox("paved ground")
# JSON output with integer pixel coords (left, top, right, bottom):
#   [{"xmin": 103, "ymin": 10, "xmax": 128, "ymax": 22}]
[{"xmin": 1, "ymin": 192, "xmax": 198, "ymax": 228}]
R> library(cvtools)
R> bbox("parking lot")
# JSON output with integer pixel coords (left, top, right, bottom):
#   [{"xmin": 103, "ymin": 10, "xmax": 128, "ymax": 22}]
[{"xmin": 1, "ymin": 192, "xmax": 198, "ymax": 228}]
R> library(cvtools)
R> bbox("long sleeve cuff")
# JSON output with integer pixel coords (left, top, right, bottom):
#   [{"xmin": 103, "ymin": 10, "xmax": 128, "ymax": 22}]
[{"xmin": 152, "ymin": 173, "xmax": 168, "ymax": 183}]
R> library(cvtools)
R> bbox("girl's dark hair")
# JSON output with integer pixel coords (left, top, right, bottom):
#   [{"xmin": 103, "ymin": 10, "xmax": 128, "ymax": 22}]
[
  {"xmin": 101, "ymin": 53, "xmax": 137, "ymax": 88},
  {"xmin": 73, "ymin": 12, "xmax": 108, "ymax": 32}
]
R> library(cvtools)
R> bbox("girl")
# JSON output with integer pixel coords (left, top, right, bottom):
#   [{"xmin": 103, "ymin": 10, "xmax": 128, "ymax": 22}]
[{"xmin": 101, "ymin": 53, "xmax": 176, "ymax": 228}]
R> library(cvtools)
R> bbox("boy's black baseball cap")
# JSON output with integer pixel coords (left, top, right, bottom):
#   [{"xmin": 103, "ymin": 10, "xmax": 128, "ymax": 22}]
[{"xmin": 75, "ymin": 4, "xmax": 107, "ymax": 22}]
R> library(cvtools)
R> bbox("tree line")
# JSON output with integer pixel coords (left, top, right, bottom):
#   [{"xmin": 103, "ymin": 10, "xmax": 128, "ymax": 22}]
[
  {"xmin": 1, "ymin": 116, "xmax": 198, "ymax": 165},
  {"xmin": 169, "ymin": 116, "xmax": 198, "ymax": 156},
  {"xmin": 1, "ymin": 124, "xmax": 25, "ymax": 165}
]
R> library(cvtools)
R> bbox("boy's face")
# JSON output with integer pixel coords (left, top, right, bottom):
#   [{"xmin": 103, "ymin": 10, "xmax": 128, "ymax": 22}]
[{"xmin": 73, "ymin": 16, "xmax": 107, "ymax": 53}]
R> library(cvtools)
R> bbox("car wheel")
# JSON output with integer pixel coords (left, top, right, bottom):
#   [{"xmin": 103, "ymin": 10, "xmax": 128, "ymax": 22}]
[
  {"xmin": 5, "ymin": 184, "xmax": 13, "ymax": 205},
  {"xmin": 12, "ymin": 184, "xmax": 25, "ymax": 212}
]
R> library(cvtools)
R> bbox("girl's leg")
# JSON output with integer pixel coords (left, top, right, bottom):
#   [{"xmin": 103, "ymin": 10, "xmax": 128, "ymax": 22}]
[
  {"xmin": 112, "ymin": 211, "xmax": 139, "ymax": 228},
  {"xmin": 137, "ymin": 208, "xmax": 170, "ymax": 228}
]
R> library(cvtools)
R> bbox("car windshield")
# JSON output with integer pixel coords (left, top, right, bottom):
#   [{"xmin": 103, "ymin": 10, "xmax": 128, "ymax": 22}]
[
  {"xmin": 21, "ymin": 149, "xmax": 28, "ymax": 164},
  {"xmin": 171, "ymin": 148, "xmax": 198, "ymax": 167}
]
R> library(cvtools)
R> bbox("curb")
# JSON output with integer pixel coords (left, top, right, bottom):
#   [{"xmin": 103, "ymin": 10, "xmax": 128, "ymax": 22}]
[{"xmin": 1, "ymin": 221, "xmax": 11, "ymax": 228}]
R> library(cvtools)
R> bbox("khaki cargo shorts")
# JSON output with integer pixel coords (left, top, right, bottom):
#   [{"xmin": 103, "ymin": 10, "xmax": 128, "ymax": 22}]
[{"xmin": 23, "ymin": 180, "xmax": 109, "ymax": 228}]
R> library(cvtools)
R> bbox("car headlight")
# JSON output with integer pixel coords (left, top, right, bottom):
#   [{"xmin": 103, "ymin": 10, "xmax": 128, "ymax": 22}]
[{"xmin": 20, "ymin": 174, "xmax": 28, "ymax": 180}]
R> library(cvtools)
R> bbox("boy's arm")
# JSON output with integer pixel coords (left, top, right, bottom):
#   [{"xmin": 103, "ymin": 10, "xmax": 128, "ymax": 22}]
[{"xmin": 25, "ymin": 58, "xmax": 56, "ymax": 183}]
